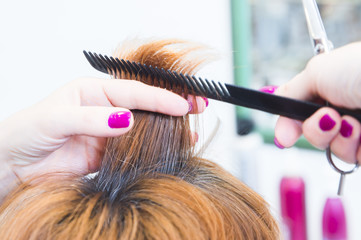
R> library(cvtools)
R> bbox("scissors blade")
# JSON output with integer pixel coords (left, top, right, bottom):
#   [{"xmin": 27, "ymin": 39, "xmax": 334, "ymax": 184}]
[{"xmin": 302, "ymin": 0, "xmax": 333, "ymax": 54}]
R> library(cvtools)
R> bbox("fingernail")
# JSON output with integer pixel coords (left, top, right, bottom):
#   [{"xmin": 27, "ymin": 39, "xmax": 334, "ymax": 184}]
[
  {"xmin": 259, "ymin": 85, "xmax": 278, "ymax": 94},
  {"xmin": 319, "ymin": 114, "xmax": 336, "ymax": 131},
  {"xmin": 108, "ymin": 111, "xmax": 131, "ymax": 128},
  {"xmin": 202, "ymin": 97, "xmax": 209, "ymax": 107},
  {"xmin": 274, "ymin": 137, "xmax": 285, "ymax": 149},
  {"xmin": 340, "ymin": 120, "xmax": 353, "ymax": 138},
  {"xmin": 188, "ymin": 100, "xmax": 193, "ymax": 112}
]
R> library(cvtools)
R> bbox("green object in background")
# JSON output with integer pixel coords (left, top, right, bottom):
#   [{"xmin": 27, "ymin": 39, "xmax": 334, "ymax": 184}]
[
  {"xmin": 230, "ymin": 0, "xmax": 320, "ymax": 150},
  {"xmin": 258, "ymin": 126, "xmax": 317, "ymax": 150},
  {"xmin": 230, "ymin": 0, "xmax": 254, "ymax": 135}
]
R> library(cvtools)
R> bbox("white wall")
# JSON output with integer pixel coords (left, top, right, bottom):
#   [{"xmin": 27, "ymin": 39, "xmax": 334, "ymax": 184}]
[
  {"xmin": 0, "ymin": 0, "xmax": 233, "ymax": 120},
  {"xmin": 0, "ymin": 0, "xmax": 360, "ymax": 239}
]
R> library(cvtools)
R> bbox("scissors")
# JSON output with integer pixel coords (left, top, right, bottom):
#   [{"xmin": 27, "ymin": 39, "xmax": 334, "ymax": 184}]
[{"xmin": 302, "ymin": 0, "xmax": 359, "ymax": 196}]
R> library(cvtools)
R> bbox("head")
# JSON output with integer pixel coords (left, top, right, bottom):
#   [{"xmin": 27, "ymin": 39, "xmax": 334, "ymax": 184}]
[{"xmin": 0, "ymin": 39, "xmax": 279, "ymax": 239}]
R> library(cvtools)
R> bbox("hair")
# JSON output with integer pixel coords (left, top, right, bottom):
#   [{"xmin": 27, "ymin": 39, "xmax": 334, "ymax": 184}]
[{"xmin": 0, "ymin": 39, "xmax": 279, "ymax": 239}]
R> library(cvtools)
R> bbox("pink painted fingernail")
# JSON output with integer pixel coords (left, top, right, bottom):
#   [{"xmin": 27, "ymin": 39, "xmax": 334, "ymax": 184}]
[
  {"xmin": 108, "ymin": 111, "xmax": 131, "ymax": 128},
  {"xmin": 319, "ymin": 114, "xmax": 336, "ymax": 131},
  {"xmin": 259, "ymin": 85, "xmax": 278, "ymax": 94},
  {"xmin": 274, "ymin": 137, "xmax": 285, "ymax": 149},
  {"xmin": 188, "ymin": 100, "xmax": 193, "ymax": 112},
  {"xmin": 202, "ymin": 97, "xmax": 209, "ymax": 107},
  {"xmin": 340, "ymin": 120, "xmax": 353, "ymax": 138}
]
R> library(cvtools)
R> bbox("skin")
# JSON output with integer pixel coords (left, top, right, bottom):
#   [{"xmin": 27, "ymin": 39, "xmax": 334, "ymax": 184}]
[
  {"xmin": 274, "ymin": 42, "xmax": 361, "ymax": 164},
  {"xmin": 0, "ymin": 78, "xmax": 207, "ymax": 199}
]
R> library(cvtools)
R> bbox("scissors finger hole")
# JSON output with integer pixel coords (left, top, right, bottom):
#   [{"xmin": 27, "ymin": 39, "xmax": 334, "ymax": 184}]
[{"xmin": 326, "ymin": 147, "xmax": 359, "ymax": 175}]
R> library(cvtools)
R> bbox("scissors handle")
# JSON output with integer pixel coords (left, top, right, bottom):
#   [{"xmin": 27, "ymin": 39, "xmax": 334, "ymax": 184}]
[
  {"xmin": 337, "ymin": 173, "xmax": 345, "ymax": 196},
  {"xmin": 303, "ymin": 0, "xmax": 359, "ymax": 195},
  {"xmin": 326, "ymin": 147, "xmax": 359, "ymax": 196}
]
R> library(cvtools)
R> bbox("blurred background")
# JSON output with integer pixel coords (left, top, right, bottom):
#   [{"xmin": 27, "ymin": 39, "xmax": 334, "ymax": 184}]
[{"xmin": 1, "ymin": 0, "xmax": 361, "ymax": 239}]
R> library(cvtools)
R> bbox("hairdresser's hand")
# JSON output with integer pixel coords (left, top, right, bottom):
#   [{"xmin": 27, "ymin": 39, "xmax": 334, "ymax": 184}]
[
  {"xmin": 0, "ymin": 78, "xmax": 207, "ymax": 190},
  {"xmin": 273, "ymin": 42, "xmax": 361, "ymax": 164}
]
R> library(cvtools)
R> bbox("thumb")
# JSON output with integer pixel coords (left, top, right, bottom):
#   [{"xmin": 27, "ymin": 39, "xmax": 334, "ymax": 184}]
[
  {"xmin": 275, "ymin": 70, "xmax": 316, "ymax": 101},
  {"xmin": 273, "ymin": 71, "xmax": 314, "ymax": 148},
  {"xmin": 42, "ymin": 106, "xmax": 134, "ymax": 138}
]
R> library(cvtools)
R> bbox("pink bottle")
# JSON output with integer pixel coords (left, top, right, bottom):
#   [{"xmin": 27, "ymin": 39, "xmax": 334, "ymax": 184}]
[
  {"xmin": 322, "ymin": 197, "xmax": 347, "ymax": 240},
  {"xmin": 280, "ymin": 176, "xmax": 307, "ymax": 240}
]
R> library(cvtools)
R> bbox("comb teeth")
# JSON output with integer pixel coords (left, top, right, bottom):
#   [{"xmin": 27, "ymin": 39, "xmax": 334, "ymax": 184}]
[{"xmin": 83, "ymin": 51, "xmax": 230, "ymax": 100}]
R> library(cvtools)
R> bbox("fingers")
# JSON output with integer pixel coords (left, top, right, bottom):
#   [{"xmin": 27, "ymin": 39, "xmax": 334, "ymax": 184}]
[
  {"xmin": 38, "ymin": 77, "xmax": 209, "ymax": 140},
  {"xmin": 40, "ymin": 106, "xmax": 135, "ymax": 138},
  {"xmin": 329, "ymin": 116, "xmax": 361, "ymax": 164},
  {"xmin": 261, "ymin": 85, "xmax": 303, "ymax": 148},
  {"xmin": 274, "ymin": 117, "xmax": 303, "ymax": 148},
  {"xmin": 302, "ymin": 108, "xmax": 341, "ymax": 150},
  {"xmin": 65, "ymin": 78, "xmax": 207, "ymax": 116},
  {"xmin": 272, "ymin": 70, "xmax": 318, "ymax": 148},
  {"xmin": 187, "ymin": 95, "xmax": 208, "ymax": 114},
  {"xmin": 275, "ymin": 106, "xmax": 361, "ymax": 164},
  {"xmin": 302, "ymin": 108, "xmax": 360, "ymax": 163},
  {"xmin": 275, "ymin": 70, "xmax": 316, "ymax": 102}
]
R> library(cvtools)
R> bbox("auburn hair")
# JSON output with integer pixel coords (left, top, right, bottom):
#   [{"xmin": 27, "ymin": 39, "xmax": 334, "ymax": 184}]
[{"xmin": 0, "ymin": 39, "xmax": 279, "ymax": 239}]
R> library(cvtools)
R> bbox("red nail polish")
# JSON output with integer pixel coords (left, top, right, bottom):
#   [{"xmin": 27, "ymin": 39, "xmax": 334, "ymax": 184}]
[
  {"xmin": 202, "ymin": 97, "xmax": 209, "ymax": 107},
  {"xmin": 319, "ymin": 114, "xmax": 336, "ymax": 131},
  {"xmin": 274, "ymin": 137, "xmax": 285, "ymax": 149},
  {"xmin": 340, "ymin": 120, "xmax": 353, "ymax": 138},
  {"xmin": 108, "ymin": 111, "xmax": 131, "ymax": 128},
  {"xmin": 259, "ymin": 85, "xmax": 278, "ymax": 94}
]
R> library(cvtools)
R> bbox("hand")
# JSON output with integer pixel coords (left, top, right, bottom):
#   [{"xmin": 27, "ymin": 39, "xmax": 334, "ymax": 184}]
[
  {"xmin": 274, "ymin": 42, "xmax": 361, "ymax": 164},
  {"xmin": 0, "ymin": 78, "xmax": 207, "ymax": 198}
]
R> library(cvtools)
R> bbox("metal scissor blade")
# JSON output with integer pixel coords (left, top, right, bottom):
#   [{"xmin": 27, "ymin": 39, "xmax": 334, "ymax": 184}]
[{"xmin": 302, "ymin": 0, "xmax": 333, "ymax": 54}]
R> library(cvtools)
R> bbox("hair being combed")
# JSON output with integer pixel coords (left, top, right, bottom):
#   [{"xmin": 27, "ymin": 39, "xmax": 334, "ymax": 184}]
[{"xmin": 0, "ymin": 39, "xmax": 279, "ymax": 239}]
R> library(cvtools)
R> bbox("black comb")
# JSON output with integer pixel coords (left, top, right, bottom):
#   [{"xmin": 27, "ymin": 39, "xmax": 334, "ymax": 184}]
[{"xmin": 84, "ymin": 51, "xmax": 361, "ymax": 123}]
